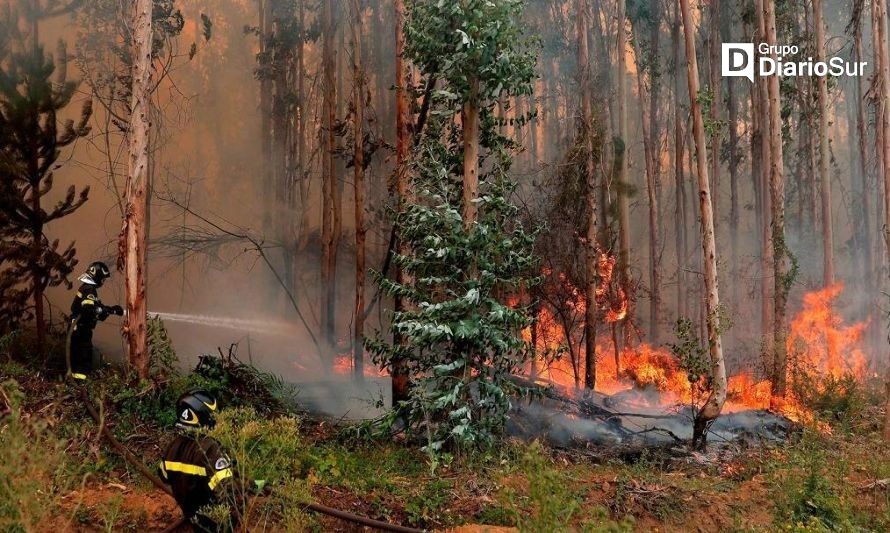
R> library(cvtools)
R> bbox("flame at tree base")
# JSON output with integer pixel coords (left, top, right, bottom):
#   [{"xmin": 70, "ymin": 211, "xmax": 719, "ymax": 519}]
[{"xmin": 523, "ymin": 283, "xmax": 873, "ymax": 425}]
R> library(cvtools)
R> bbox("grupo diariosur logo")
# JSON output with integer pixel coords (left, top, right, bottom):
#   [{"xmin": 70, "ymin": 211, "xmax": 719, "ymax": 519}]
[{"xmin": 722, "ymin": 42, "xmax": 867, "ymax": 82}]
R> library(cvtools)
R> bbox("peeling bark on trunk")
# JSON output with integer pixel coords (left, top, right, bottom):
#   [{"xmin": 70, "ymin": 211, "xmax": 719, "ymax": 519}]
[
  {"xmin": 123, "ymin": 0, "xmax": 152, "ymax": 379},
  {"xmin": 679, "ymin": 0, "xmax": 727, "ymax": 449},
  {"xmin": 578, "ymin": 0, "xmax": 598, "ymax": 391}
]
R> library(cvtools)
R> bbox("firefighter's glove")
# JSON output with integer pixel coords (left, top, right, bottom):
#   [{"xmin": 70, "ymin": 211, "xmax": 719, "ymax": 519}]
[{"xmin": 109, "ymin": 305, "xmax": 124, "ymax": 316}]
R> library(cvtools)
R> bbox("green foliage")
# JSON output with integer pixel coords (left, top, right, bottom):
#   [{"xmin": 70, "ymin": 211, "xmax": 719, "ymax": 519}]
[
  {"xmin": 108, "ymin": 339, "xmax": 294, "ymax": 431},
  {"xmin": 669, "ymin": 308, "xmax": 732, "ymax": 410},
  {"xmin": 669, "ymin": 318, "xmax": 710, "ymax": 388},
  {"xmin": 148, "ymin": 315, "xmax": 178, "ymax": 378},
  {"xmin": 0, "ymin": 12, "xmax": 92, "ymax": 333},
  {"xmin": 505, "ymin": 441, "xmax": 581, "ymax": 531},
  {"xmin": 771, "ymin": 431, "xmax": 856, "ymax": 531},
  {"xmin": 504, "ymin": 441, "xmax": 634, "ymax": 533},
  {"xmin": 204, "ymin": 407, "xmax": 313, "ymax": 530},
  {"xmin": 369, "ymin": 0, "xmax": 539, "ymax": 457},
  {"xmin": 0, "ymin": 380, "xmax": 68, "ymax": 530},
  {"xmin": 697, "ymin": 88, "xmax": 726, "ymax": 138},
  {"xmin": 791, "ymin": 372, "xmax": 868, "ymax": 428}
]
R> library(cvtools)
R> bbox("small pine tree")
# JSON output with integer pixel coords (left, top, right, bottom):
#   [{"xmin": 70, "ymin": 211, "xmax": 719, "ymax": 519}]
[
  {"xmin": 368, "ymin": 0, "xmax": 538, "ymax": 454},
  {"xmin": 0, "ymin": 22, "xmax": 91, "ymax": 341}
]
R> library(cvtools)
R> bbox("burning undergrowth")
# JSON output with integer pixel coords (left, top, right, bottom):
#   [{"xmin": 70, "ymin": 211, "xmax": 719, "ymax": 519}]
[{"xmin": 508, "ymin": 282, "xmax": 874, "ymax": 451}]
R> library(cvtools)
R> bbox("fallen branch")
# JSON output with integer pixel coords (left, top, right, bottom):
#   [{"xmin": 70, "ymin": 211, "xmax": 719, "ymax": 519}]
[{"xmin": 859, "ymin": 478, "xmax": 890, "ymax": 490}]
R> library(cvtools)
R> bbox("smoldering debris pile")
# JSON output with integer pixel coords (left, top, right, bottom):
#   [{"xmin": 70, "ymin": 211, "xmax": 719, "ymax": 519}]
[{"xmin": 508, "ymin": 384, "xmax": 793, "ymax": 450}]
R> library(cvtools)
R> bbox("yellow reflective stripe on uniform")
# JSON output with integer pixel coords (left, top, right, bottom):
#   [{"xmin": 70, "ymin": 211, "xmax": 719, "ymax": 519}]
[
  {"xmin": 71, "ymin": 373, "xmax": 87, "ymax": 380},
  {"xmin": 81, "ymin": 299, "xmax": 95, "ymax": 306},
  {"xmin": 163, "ymin": 461, "xmax": 206, "ymax": 476},
  {"xmin": 76, "ymin": 291, "xmax": 83, "ymax": 297},
  {"xmin": 159, "ymin": 462, "xmax": 168, "ymax": 479},
  {"xmin": 208, "ymin": 468, "xmax": 233, "ymax": 490}
]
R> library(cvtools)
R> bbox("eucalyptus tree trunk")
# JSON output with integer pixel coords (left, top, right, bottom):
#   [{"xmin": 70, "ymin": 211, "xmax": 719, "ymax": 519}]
[
  {"xmin": 679, "ymin": 0, "xmax": 727, "ymax": 449},
  {"xmin": 124, "ymin": 0, "xmax": 153, "ymax": 379},
  {"xmin": 672, "ymin": 2, "xmax": 688, "ymax": 321},
  {"xmin": 297, "ymin": 0, "xmax": 310, "ymax": 254},
  {"xmin": 764, "ymin": 0, "xmax": 789, "ymax": 403},
  {"xmin": 614, "ymin": 0, "xmax": 632, "ymax": 345},
  {"xmin": 871, "ymin": 0, "xmax": 890, "ymax": 442},
  {"xmin": 392, "ymin": 0, "xmax": 410, "ymax": 404},
  {"xmin": 259, "ymin": 0, "xmax": 272, "ymax": 233},
  {"xmin": 321, "ymin": 0, "xmax": 336, "ymax": 353},
  {"xmin": 631, "ymin": 26, "xmax": 661, "ymax": 346},
  {"xmin": 707, "ymin": 0, "xmax": 722, "ymax": 228},
  {"xmin": 755, "ymin": 0, "xmax": 774, "ymax": 350},
  {"xmin": 851, "ymin": 4, "xmax": 872, "ymax": 298},
  {"xmin": 813, "ymin": 0, "xmax": 834, "ymax": 286},
  {"xmin": 578, "ymin": 0, "xmax": 598, "ymax": 391},
  {"xmin": 463, "ymin": 77, "xmax": 480, "ymax": 229},
  {"xmin": 725, "ymin": 7, "xmax": 740, "ymax": 315},
  {"xmin": 352, "ymin": 0, "xmax": 365, "ymax": 382}
]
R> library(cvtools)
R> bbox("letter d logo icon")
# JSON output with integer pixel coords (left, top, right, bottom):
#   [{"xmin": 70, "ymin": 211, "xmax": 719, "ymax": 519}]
[{"xmin": 722, "ymin": 43, "xmax": 754, "ymax": 82}]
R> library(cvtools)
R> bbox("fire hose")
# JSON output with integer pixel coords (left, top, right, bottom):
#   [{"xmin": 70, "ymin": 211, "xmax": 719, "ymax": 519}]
[{"xmin": 79, "ymin": 389, "xmax": 424, "ymax": 533}]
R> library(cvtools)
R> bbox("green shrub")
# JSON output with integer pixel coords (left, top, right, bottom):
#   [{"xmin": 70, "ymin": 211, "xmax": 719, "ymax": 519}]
[
  {"xmin": 505, "ymin": 441, "xmax": 581, "ymax": 532},
  {"xmin": 0, "ymin": 379, "xmax": 69, "ymax": 530},
  {"xmin": 792, "ymin": 372, "xmax": 868, "ymax": 428},
  {"xmin": 771, "ymin": 431, "xmax": 855, "ymax": 531},
  {"xmin": 202, "ymin": 407, "xmax": 313, "ymax": 530}
]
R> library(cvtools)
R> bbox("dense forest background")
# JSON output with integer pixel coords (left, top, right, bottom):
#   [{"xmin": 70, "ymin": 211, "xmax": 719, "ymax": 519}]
[{"xmin": 1, "ymin": 0, "xmax": 888, "ymax": 420}]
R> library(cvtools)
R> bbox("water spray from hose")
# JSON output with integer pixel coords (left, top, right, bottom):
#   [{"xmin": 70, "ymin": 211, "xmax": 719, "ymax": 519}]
[{"xmin": 149, "ymin": 311, "xmax": 295, "ymax": 337}]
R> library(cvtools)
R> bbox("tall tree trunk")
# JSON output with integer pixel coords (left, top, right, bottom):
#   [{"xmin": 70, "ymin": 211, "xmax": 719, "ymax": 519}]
[
  {"xmin": 463, "ymin": 77, "xmax": 480, "ymax": 229},
  {"xmin": 725, "ymin": 8, "xmax": 740, "ymax": 320},
  {"xmin": 259, "ymin": 0, "xmax": 272, "ymax": 234},
  {"xmin": 392, "ymin": 0, "xmax": 410, "ymax": 404},
  {"xmin": 636, "ymin": 35, "xmax": 662, "ymax": 346},
  {"xmin": 679, "ymin": 0, "xmax": 727, "ymax": 449},
  {"xmin": 673, "ymin": 2, "xmax": 688, "ymax": 321},
  {"xmin": 123, "ymin": 0, "xmax": 152, "ymax": 379},
  {"xmin": 352, "ymin": 0, "xmax": 365, "ymax": 382},
  {"xmin": 707, "ymin": 0, "xmax": 722, "ymax": 230},
  {"xmin": 871, "ymin": 0, "xmax": 890, "ymax": 442},
  {"xmin": 764, "ymin": 0, "xmax": 789, "ymax": 403},
  {"xmin": 614, "ymin": 0, "xmax": 632, "ymax": 345},
  {"xmin": 813, "ymin": 0, "xmax": 834, "ymax": 286},
  {"xmin": 297, "ymin": 0, "xmax": 309, "ymax": 255},
  {"xmin": 579, "ymin": 0, "xmax": 598, "ymax": 391},
  {"xmin": 852, "ymin": 7, "xmax": 872, "ymax": 301},
  {"xmin": 321, "ymin": 0, "xmax": 336, "ymax": 353},
  {"xmin": 755, "ymin": 0, "xmax": 774, "ymax": 363}
]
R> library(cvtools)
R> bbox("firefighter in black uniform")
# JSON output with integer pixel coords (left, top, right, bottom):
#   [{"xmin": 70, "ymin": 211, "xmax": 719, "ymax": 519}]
[
  {"xmin": 160, "ymin": 390, "xmax": 238, "ymax": 532},
  {"xmin": 67, "ymin": 261, "xmax": 123, "ymax": 381}
]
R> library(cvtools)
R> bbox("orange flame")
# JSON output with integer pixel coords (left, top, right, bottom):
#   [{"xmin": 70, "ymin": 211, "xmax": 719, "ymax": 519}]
[{"xmin": 523, "ymin": 278, "xmax": 871, "ymax": 423}]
